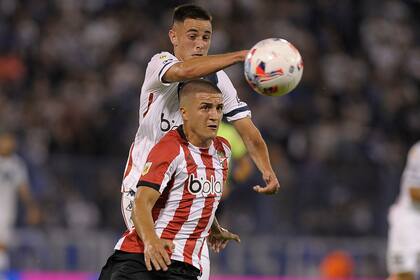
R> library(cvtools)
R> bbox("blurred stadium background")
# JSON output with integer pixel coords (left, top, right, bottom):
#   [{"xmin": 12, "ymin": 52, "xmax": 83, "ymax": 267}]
[{"xmin": 1, "ymin": 0, "xmax": 420, "ymax": 278}]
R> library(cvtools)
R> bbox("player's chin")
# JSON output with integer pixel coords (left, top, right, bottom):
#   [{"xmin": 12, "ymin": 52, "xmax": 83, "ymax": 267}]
[{"xmin": 206, "ymin": 128, "xmax": 218, "ymax": 138}]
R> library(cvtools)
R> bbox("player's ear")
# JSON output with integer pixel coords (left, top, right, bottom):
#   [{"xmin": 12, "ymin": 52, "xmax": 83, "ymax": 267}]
[
  {"xmin": 180, "ymin": 107, "xmax": 188, "ymax": 121},
  {"xmin": 169, "ymin": 29, "xmax": 177, "ymax": 47}
]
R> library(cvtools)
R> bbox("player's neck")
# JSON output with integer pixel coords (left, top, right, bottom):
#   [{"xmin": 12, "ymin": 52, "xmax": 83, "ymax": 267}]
[
  {"xmin": 173, "ymin": 51, "xmax": 185, "ymax": 62},
  {"xmin": 182, "ymin": 126, "xmax": 212, "ymax": 148}
]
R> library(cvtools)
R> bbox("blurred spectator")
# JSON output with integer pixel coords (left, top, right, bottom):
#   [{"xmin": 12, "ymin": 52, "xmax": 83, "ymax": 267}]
[{"xmin": 0, "ymin": 129, "xmax": 40, "ymax": 271}]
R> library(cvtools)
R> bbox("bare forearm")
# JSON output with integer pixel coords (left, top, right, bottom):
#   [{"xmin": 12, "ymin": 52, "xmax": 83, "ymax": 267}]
[
  {"xmin": 232, "ymin": 119, "xmax": 273, "ymax": 174},
  {"xmin": 19, "ymin": 184, "xmax": 37, "ymax": 208},
  {"xmin": 232, "ymin": 118, "xmax": 279, "ymax": 194},
  {"xmin": 410, "ymin": 187, "xmax": 420, "ymax": 202},
  {"xmin": 165, "ymin": 51, "xmax": 247, "ymax": 82},
  {"xmin": 132, "ymin": 198, "xmax": 158, "ymax": 242},
  {"xmin": 242, "ymin": 130, "xmax": 273, "ymax": 174}
]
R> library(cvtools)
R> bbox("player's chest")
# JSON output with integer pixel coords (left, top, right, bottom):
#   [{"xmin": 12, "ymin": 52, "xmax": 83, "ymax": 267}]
[
  {"xmin": 0, "ymin": 166, "xmax": 20, "ymax": 186},
  {"xmin": 179, "ymin": 150, "xmax": 228, "ymax": 198}
]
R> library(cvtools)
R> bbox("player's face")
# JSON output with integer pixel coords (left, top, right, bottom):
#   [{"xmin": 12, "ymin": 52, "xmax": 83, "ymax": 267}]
[
  {"xmin": 0, "ymin": 133, "xmax": 16, "ymax": 156},
  {"xmin": 170, "ymin": 18, "xmax": 212, "ymax": 61},
  {"xmin": 184, "ymin": 91, "xmax": 223, "ymax": 145}
]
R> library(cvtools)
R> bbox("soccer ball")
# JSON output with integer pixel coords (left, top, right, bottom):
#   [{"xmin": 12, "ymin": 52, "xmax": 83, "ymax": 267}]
[{"xmin": 244, "ymin": 38, "xmax": 303, "ymax": 96}]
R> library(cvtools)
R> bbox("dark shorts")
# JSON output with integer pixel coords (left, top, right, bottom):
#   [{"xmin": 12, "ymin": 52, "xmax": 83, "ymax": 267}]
[{"xmin": 99, "ymin": 250, "xmax": 201, "ymax": 280}]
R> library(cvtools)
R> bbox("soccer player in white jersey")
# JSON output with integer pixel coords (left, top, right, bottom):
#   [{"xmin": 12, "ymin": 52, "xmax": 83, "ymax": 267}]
[
  {"xmin": 387, "ymin": 141, "xmax": 420, "ymax": 280},
  {"xmin": 120, "ymin": 4, "xmax": 280, "ymax": 279},
  {"xmin": 100, "ymin": 80, "xmax": 233, "ymax": 280},
  {"xmin": 0, "ymin": 130, "xmax": 40, "ymax": 271}
]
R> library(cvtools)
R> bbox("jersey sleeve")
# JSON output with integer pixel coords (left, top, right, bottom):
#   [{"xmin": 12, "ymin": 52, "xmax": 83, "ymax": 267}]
[
  {"xmin": 137, "ymin": 136, "xmax": 181, "ymax": 194},
  {"xmin": 146, "ymin": 52, "xmax": 180, "ymax": 88},
  {"xmin": 217, "ymin": 71, "xmax": 252, "ymax": 122}
]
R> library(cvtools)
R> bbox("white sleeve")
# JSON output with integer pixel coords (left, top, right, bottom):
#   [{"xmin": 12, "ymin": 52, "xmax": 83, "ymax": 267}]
[
  {"xmin": 216, "ymin": 71, "xmax": 252, "ymax": 122},
  {"xmin": 145, "ymin": 52, "xmax": 180, "ymax": 88}
]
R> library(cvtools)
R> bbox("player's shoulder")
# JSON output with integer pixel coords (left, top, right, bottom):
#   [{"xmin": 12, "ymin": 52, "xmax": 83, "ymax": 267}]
[
  {"xmin": 408, "ymin": 141, "xmax": 420, "ymax": 163},
  {"xmin": 159, "ymin": 129, "xmax": 182, "ymax": 145},
  {"xmin": 149, "ymin": 51, "xmax": 177, "ymax": 64},
  {"xmin": 215, "ymin": 135, "xmax": 232, "ymax": 151},
  {"xmin": 150, "ymin": 129, "xmax": 183, "ymax": 159},
  {"xmin": 158, "ymin": 127, "xmax": 190, "ymax": 150}
]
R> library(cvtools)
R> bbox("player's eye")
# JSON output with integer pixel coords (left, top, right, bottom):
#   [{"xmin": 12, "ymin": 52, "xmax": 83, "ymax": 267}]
[
  {"xmin": 188, "ymin": 34, "xmax": 197, "ymax": 40},
  {"xmin": 217, "ymin": 105, "xmax": 223, "ymax": 111},
  {"xmin": 203, "ymin": 35, "xmax": 210, "ymax": 41}
]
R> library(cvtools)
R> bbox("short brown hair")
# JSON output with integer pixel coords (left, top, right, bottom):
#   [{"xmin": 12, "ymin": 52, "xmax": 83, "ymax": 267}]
[
  {"xmin": 172, "ymin": 4, "xmax": 212, "ymax": 24},
  {"xmin": 178, "ymin": 79, "xmax": 221, "ymax": 104}
]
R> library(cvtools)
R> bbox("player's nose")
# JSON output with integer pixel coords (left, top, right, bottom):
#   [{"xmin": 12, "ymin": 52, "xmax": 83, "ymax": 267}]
[
  {"xmin": 208, "ymin": 108, "xmax": 219, "ymax": 120},
  {"xmin": 195, "ymin": 39, "xmax": 205, "ymax": 50}
]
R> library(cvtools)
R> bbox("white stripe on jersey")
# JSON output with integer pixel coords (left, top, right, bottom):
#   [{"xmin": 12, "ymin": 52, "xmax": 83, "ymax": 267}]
[
  {"xmin": 176, "ymin": 144, "xmax": 209, "ymax": 267},
  {"xmin": 202, "ymin": 143, "xmax": 225, "ymax": 239}
]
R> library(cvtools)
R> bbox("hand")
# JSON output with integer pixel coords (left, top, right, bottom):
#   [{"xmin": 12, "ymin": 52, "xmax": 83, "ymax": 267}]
[
  {"xmin": 144, "ymin": 238, "xmax": 174, "ymax": 271},
  {"xmin": 253, "ymin": 171, "xmax": 280, "ymax": 195},
  {"xmin": 237, "ymin": 50, "xmax": 250, "ymax": 62},
  {"xmin": 208, "ymin": 226, "xmax": 240, "ymax": 253}
]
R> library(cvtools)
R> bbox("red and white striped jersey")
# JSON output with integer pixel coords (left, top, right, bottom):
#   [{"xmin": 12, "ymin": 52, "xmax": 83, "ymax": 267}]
[
  {"xmin": 121, "ymin": 51, "xmax": 251, "ymax": 192},
  {"xmin": 115, "ymin": 126, "xmax": 231, "ymax": 270}
]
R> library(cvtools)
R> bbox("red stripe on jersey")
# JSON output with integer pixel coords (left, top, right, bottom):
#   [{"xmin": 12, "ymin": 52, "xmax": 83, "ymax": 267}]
[
  {"xmin": 139, "ymin": 131, "xmax": 180, "ymax": 186},
  {"xmin": 143, "ymin": 92, "xmax": 154, "ymax": 118},
  {"xmin": 183, "ymin": 148, "xmax": 216, "ymax": 265},
  {"xmin": 160, "ymin": 144, "xmax": 197, "ymax": 242},
  {"xmin": 123, "ymin": 143, "xmax": 134, "ymax": 179},
  {"xmin": 119, "ymin": 228, "xmax": 145, "ymax": 252},
  {"xmin": 152, "ymin": 175, "xmax": 175, "ymax": 220}
]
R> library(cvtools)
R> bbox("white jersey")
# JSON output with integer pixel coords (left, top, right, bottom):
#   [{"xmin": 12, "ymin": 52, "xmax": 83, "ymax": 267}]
[
  {"xmin": 115, "ymin": 127, "xmax": 231, "ymax": 271},
  {"xmin": 392, "ymin": 141, "xmax": 420, "ymax": 213},
  {"xmin": 121, "ymin": 51, "xmax": 251, "ymax": 192},
  {"xmin": 387, "ymin": 142, "xmax": 420, "ymax": 274},
  {"xmin": 0, "ymin": 154, "xmax": 29, "ymax": 243}
]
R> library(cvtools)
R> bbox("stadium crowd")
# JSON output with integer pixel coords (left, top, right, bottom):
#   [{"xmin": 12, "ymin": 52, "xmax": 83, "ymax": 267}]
[{"xmin": 1, "ymin": 0, "xmax": 420, "ymax": 241}]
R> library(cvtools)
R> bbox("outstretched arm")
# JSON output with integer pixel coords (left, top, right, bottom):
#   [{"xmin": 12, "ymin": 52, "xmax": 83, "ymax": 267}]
[
  {"xmin": 232, "ymin": 117, "xmax": 280, "ymax": 195},
  {"xmin": 18, "ymin": 183, "xmax": 40, "ymax": 225},
  {"xmin": 163, "ymin": 51, "xmax": 248, "ymax": 83}
]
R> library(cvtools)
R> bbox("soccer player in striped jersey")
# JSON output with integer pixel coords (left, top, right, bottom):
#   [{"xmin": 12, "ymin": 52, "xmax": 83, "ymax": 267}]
[
  {"xmin": 99, "ymin": 80, "xmax": 233, "ymax": 279},
  {"xmin": 387, "ymin": 141, "xmax": 420, "ymax": 280},
  {"xmin": 120, "ymin": 4, "xmax": 280, "ymax": 279}
]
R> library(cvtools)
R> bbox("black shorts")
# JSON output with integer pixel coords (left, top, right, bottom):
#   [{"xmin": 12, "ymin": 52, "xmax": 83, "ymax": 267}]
[{"xmin": 99, "ymin": 250, "xmax": 201, "ymax": 280}]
